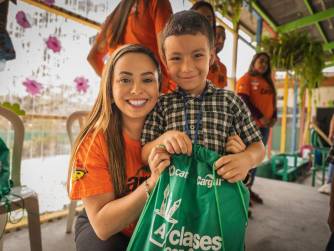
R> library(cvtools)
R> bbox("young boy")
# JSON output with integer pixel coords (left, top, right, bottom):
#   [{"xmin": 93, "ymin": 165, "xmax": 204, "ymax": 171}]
[{"xmin": 141, "ymin": 10, "xmax": 265, "ymax": 183}]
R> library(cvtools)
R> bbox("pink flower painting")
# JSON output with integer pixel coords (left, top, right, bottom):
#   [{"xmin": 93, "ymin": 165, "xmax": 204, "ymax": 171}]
[
  {"xmin": 22, "ymin": 79, "xmax": 43, "ymax": 96},
  {"xmin": 46, "ymin": 36, "xmax": 61, "ymax": 53},
  {"xmin": 74, "ymin": 77, "xmax": 89, "ymax": 93},
  {"xmin": 44, "ymin": 0, "xmax": 55, "ymax": 6},
  {"xmin": 15, "ymin": 11, "xmax": 31, "ymax": 29}
]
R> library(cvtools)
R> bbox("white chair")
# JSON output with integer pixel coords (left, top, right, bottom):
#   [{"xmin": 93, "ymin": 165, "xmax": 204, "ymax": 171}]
[
  {"xmin": 0, "ymin": 106, "xmax": 42, "ymax": 251},
  {"xmin": 65, "ymin": 111, "xmax": 89, "ymax": 233}
]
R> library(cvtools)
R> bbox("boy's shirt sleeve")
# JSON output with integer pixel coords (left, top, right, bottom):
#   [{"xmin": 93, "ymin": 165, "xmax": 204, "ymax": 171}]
[
  {"xmin": 230, "ymin": 94, "xmax": 262, "ymax": 146},
  {"xmin": 141, "ymin": 98, "xmax": 165, "ymax": 145}
]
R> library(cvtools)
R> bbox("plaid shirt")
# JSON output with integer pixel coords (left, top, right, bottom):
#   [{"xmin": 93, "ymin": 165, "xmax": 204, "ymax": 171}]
[{"xmin": 141, "ymin": 82, "xmax": 262, "ymax": 155}]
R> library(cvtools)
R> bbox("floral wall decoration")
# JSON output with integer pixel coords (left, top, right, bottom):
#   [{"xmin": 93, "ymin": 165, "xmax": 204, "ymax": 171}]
[
  {"xmin": 45, "ymin": 35, "xmax": 61, "ymax": 53},
  {"xmin": 15, "ymin": 11, "xmax": 32, "ymax": 29},
  {"xmin": 22, "ymin": 78, "xmax": 43, "ymax": 96},
  {"xmin": 74, "ymin": 76, "xmax": 89, "ymax": 93},
  {"xmin": 44, "ymin": 0, "xmax": 55, "ymax": 6}
]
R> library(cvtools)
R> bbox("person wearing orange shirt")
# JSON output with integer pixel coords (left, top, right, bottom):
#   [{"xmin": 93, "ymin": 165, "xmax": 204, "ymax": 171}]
[
  {"xmin": 69, "ymin": 44, "xmax": 170, "ymax": 251},
  {"xmin": 191, "ymin": 1, "xmax": 227, "ymax": 88},
  {"xmin": 236, "ymin": 52, "xmax": 277, "ymax": 204},
  {"xmin": 87, "ymin": 0, "xmax": 174, "ymax": 93}
]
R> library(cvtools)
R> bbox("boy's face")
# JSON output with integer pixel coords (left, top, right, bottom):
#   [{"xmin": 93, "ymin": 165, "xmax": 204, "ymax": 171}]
[{"xmin": 163, "ymin": 33, "xmax": 214, "ymax": 96}]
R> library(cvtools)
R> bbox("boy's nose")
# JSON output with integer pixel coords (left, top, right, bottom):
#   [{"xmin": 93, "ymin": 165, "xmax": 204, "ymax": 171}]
[{"xmin": 181, "ymin": 57, "xmax": 194, "ymax": 72}]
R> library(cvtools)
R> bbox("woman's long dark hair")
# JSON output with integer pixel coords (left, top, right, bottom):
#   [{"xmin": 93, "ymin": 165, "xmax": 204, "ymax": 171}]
[
  {"xmin": 249, "ymin": 52, "xmax": 276, "ymax": 94},
  {"xmin": 100, "ymin": 0, "xmax": 150, "ymax": 48}
]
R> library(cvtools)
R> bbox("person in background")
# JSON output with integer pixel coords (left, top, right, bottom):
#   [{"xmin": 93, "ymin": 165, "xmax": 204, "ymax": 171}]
[
  {"xmin": 87, "ymin": 0, "xmax": 175, "ymax": 93},
  {"xmin": 191, "ymin": 1, "xmax": 227, "ymax": 88},
  {"xmin": 69, "ymin": 44, "xmax": 170, "ymax": 251},
  {"xmin": 318, "ymin": 114, "xmax": 334, "ymax": 195},
  {"xmin": 326, "ymin": 118, "xmax": 334, "ymax": 250},
  {"xmin": 236, "ymin": 52, "xmax": 277, "ymax": 204}
]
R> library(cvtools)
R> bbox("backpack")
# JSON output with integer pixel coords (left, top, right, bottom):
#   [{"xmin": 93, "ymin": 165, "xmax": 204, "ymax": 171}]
[
  {"xmin": 127, "ymin": 144, "xmax": 249, "ymax": 251},
  {"xmin": 0, "ymin": 137, "xmax": 12, "ymax": 200}
]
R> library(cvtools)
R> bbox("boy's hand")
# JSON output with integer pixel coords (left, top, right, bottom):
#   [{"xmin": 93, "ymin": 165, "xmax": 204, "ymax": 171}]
[
  {"xmin": 226, "ymin": 135, "xmax": 246, "ymax": 153},
  {"xmin": 148, "ymin": 145, "xmax": 170, "ymax": 187},
  {"xmin": 214, "ymin": 152, "xmax": 253, "ymax": 183},
  {"xmin": 160, "ymin": 130, "xmax": 192, "ymax": 156}
]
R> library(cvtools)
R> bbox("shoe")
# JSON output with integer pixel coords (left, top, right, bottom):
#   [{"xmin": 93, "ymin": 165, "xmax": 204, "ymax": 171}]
[
  {"xmin": 318, "ymin": 183, "xmax": 331, "ymax": 195},
  {"xmin": 250, "ymin": 189, "xmax": 263, "ymax": 204}
]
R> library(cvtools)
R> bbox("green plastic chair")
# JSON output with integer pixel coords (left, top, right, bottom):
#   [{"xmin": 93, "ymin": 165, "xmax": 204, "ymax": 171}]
[{"xmin": 310, "ymin": 129, "xmax": 330, "ymax": 186}]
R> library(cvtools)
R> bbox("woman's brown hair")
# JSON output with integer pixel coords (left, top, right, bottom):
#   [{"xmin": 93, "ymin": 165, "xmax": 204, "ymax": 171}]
[{"xmin": 68, "ymin": 44, "xmax": 162, "ymax": 198}]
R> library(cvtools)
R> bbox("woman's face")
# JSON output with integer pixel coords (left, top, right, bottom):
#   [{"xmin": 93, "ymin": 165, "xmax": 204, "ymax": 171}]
[
  {"xmin": 194, "ymin": 6, "xmax": 214, "ymax": 27},
  {"xmin": 253, "ymin": 55, "xmax": 269, "ymax": 74},
  {"xmin": 112, "ymin": 52, "xmax": 159, "ymax": 122}
]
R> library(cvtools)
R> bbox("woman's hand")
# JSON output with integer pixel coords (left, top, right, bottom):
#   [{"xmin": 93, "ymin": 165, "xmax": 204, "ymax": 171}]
[
  {"xmin": 226, "ymin": 135, "xmax": 246, "ymax": 153},
  {"xmin": 147, "ymin": 145, "xmax": 171, "ymax": 191}
]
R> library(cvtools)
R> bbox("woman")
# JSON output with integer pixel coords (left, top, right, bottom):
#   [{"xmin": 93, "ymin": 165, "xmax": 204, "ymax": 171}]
[
  {"xmin": 236, "ymin": 52, "xmax": 277, "ymax": 204},
  {"xmin": 69, "ymin": 44, "xmax": 170, "ymax": 250},
  {"xmin": 87, "ymin": 0, "xmax": 174, "ymax": 93}
]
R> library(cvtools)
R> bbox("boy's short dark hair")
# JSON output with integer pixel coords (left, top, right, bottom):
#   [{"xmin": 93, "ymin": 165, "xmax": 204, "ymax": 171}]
[{"xmin": 161, "ymin": 10, "xmax": 215, "ymax": 54}]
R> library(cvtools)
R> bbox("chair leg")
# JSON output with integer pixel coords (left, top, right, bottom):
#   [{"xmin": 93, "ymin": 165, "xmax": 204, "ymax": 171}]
[
  {"xmin": 0, "ymin": 214, "xmax": 7, "ymax": 251},
  {"xmin": 66, "ymin": 200, "xmax": 77, "ymax": 233},
  {"xmin": 25, "ymin": 195, "xmax": 42, "ymax": 251}
]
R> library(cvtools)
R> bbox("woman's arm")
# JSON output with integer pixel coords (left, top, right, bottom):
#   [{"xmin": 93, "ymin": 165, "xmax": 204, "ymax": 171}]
[{"xmin": 84, "ymin": 146, "xmax": 170, "ymax": 240}]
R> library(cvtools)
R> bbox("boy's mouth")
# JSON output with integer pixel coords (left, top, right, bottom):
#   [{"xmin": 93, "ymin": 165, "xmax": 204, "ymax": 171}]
[{"xmin": 126, "ymin": 99, "xmax": 148, "ymax": 107}]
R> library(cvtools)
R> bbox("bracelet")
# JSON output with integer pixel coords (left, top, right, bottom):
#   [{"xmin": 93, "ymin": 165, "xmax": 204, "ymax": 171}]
[{"xmin": 144, "ymin": 180, "xmax": 150, "ymax": 199}]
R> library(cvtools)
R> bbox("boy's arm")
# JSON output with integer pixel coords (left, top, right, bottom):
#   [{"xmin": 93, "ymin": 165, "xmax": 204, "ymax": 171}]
[{"xmin": 215, "ymin": 141, "xmax": 265, "ymax": 183}]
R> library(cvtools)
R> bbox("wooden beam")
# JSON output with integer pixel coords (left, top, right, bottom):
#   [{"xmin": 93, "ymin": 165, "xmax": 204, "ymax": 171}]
[
  {"xmin": 20, "ymin": 0, "xmax": 101, "ymax": 30},
  {"xmin": 277, "ymin": 7, "xmax": 334, "ymax": 33}
]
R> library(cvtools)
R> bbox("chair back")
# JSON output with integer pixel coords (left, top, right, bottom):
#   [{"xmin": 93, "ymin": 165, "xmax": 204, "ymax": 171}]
[
  {"xmin": 66, "ymin": 111, "xmax": 89, "ymax": 146},
  {"xmin": 0, "ymin": 106, "xmax": 24, "ymax": 186}
]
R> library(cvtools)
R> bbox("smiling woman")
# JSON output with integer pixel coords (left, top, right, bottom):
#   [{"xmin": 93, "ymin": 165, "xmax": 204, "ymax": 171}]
[{"xmin": 67, "ymin": 44, "xmax": 170, "ymax": 251}]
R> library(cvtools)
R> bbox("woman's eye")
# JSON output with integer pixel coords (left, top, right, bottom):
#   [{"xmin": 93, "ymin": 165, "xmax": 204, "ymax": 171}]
[
  {"xmin": 143, "ymin": 78, "xmax": 154, "ymax": 83},
  {"xmin": 119, "ymin": 78, "xmax": 131, "ymax": 84}
]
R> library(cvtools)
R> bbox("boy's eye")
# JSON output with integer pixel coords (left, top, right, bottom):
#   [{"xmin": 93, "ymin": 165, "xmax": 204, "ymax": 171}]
[
  {"xmin": 194, "ymin": 53, "xmax": 204, "ymax": 58},
  {"xmin": 169, "ymin": 56, "xmax": 181, "ymax": 61}
]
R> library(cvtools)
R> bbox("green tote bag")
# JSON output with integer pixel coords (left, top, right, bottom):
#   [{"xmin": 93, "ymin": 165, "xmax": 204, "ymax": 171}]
[{"xmin": 127, "ymin": 144, "xmax": 249, "ymax": 251}]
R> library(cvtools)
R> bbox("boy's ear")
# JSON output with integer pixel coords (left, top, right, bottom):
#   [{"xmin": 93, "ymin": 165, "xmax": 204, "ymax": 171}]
[{"xmin": 209, "ymin": 48, "xmax": 215, "ymax": 66}]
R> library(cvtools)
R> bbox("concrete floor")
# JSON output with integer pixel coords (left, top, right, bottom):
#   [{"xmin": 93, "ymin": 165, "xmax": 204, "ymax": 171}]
[{"xmin": 2, "ymin": 177, "xmax": 331, "ymax": 251}]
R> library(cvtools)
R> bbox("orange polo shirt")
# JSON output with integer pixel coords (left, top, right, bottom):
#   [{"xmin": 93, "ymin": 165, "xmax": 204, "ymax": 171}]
[
  {"xmin": 236, "ymin": 72, "xmax": 275, "ymax": 125},
  {"xmin": 70, "ymin": 131, "xmax": 149, "ymax": 237},
  {"xmin": 207, "ymin": 55, "xmax": 227, "ymax": 89},
  {"xmin": 94, "ymin": 0, "xmax": 174, "ymax": 93}
]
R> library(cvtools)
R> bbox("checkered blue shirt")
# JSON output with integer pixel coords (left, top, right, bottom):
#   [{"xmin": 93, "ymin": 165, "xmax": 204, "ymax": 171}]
[{"xmin": 141, "ymin": 82, "xmax": 262, "ymax": 155}]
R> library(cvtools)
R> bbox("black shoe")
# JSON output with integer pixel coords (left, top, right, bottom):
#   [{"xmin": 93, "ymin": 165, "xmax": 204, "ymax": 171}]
[{"xmin": 250, "ymin": 190, "xmax": 263, "ymax": 204}]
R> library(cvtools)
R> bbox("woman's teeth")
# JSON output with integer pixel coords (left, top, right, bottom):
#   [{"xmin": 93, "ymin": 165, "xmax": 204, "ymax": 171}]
[{"xmin": 128, "ymin": 99, "xmax": 147, "ymax": 106}]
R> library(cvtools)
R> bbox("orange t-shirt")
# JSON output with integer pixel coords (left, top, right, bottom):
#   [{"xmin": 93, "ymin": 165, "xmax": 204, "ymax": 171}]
[
  {"xmin": 207, "ymin": 55, "xmax": 227, "ymax": 89},
  {"xmin": 236, "ymin": 72, "xmax": 275, "ymax": 126},
  {"xmin": 70, "ymin": 131, "xmax": 149, "ymax": 236},
  {"xmin": 95, "ymin": 0, "xmax": 174, "ymax": 93}
]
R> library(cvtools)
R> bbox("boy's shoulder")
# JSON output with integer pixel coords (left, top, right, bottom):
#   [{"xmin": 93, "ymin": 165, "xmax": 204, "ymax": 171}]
[{"xmin": 209, "ymin": 85, "xmax": 242, "ymax": 102}]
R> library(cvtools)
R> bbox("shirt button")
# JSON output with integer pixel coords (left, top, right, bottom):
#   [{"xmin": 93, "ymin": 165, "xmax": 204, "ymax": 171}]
[{"xmin": 190, "ymin": 125, "xmax": 195, "ymax": 130}]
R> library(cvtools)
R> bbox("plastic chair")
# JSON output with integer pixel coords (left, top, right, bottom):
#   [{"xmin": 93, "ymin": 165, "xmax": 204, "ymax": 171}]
[
  {"xmin": 310, "ymin": 129, "xmax": 330, "ymax": 186},
  {"xmin": 65, "ymin": 111, "xmax": 89, "ymax": 233},
  {"xmin": 0, "ymin": 106, "xmax": 42, "ymax": 251}
]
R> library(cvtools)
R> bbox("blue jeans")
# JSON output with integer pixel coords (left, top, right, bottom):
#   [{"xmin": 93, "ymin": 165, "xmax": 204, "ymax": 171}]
[{"xmin": 327, "ymin": 163, "xmax": 334, "ymax": 184}]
